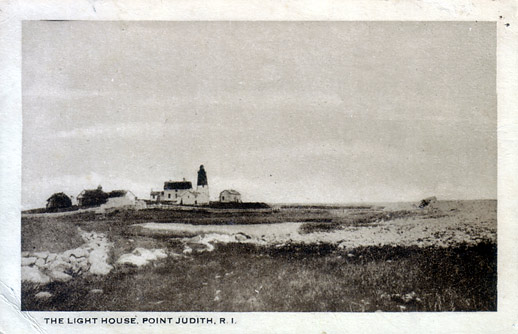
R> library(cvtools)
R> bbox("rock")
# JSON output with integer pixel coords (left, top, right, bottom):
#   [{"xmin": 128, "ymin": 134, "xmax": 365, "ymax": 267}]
[
  {"xmin": 21, "ymin": 251, "xmax": 30, "ymax": 257},
  {"xmin": 116, "ymin": 248, "xmax": 168, "ymax": 267},
  {"xmin": 419, "ymin": 196, "xmax": 437, "ymax": 209},
  {"xmin": 21, "ymin": 257, "xmax": 37, "ymax": 266},
  {"xmin": 235, "ymin": 233, "xmax": 251, "ymax": 242},
  {"xmin": 48, "ymin": 270, "xmax": 73, "ymax": 282},
  {"xmin": 47, "ymin": 253, "xmax": 57, "ymax": 262},
  {"xmin": 89, "ymin": 262, "xmax": 113, "ymax": 276},
  {"xmin": 169, "ymin": 252, "xmax": 184, "ymax": 258},
  {"xmin": 153, "ymin": 249, "xmax": 167, "ymax": 259},
  {"xmin": 21, "ymin": 266, "xmax": 51, "ymax": 284},
  {"xmin": 35, "ymin": 258, "xmax": 46, "ymax": 268},
  {"xmin": 53, "ymin": 254, "xmax": 66, "ymax": 263},
  {"xmin": 64, "ymin": 247, "xmax": 88, "ymax": 259},
  {"xmin": 198, "ymin": 241, "xmax": 214, "ymax": 252},
  {"xmin": 117, "ymin": 254, "xmax": 149, "ymax": 267},
  {"xmin": 90, "ymin": 289, "xmax": 103, "ymax": 294},
  {"xmin": 185, "ymin": 242, "xmax": 210, "ymax": 253},
  {"xmin": 48, "ymin": 259, "xmax": 72, "ymax": 272},
  {"xmin": 33, "ymin": 251, "xmax": 49, "ymax": 259},
  {"xmin": 77, "ymin": 256, "xmax": 89, "ymax": 266},
  {"xmin": 70, "ymin": 258, "xmax": 89, "ymax": 274},
  {"xmin": 35, "ymin": 291, "xmax": 52, "ymax": 299},
  {"xmin": 133, "ymin": 248, "xmax": 167, "ymax": 260},
  {"xmin": 183, "ymin": 246, "xmax": 193, "ymax": 255},
  {"xmin": 88, "ymin": 248, "xmax": 113, "ymax": 275}
]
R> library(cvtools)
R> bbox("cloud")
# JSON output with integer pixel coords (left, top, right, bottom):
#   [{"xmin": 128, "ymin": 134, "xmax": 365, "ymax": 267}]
[
  {"xmin": 23, "ymin": 88, "xmax": 110, "ymax": 99},
  {"xmin": 51, "ymin": 121, "xmax": 202, "ymax": 139}
]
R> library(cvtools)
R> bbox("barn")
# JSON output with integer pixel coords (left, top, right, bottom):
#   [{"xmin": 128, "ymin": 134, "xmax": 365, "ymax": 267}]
[{"xmin": 77, "ymin": 186, "xmax": 108, "ymax": 207}]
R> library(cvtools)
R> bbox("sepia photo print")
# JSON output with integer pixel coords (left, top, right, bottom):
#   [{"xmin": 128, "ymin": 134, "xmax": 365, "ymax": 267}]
[{"xmin": 21, "ymin": 21, "xmax": 497, "ymax": 312}]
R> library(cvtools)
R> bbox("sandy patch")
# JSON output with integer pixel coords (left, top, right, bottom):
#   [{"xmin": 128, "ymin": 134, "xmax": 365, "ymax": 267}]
[{"xmin": 137, "ymin": 214, "xmax": 496, "ymax": 250}]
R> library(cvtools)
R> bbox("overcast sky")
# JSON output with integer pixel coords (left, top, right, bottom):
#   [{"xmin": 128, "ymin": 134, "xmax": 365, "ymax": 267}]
[{"xmin": 22, "ymin": 21, "xmax": 496, "ymax": 209}]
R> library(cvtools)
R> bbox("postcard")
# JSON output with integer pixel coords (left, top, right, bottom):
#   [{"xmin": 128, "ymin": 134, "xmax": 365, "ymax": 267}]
[{"xmin": 1, "ymin": 1, "xmax": 517, "ymax": 333}]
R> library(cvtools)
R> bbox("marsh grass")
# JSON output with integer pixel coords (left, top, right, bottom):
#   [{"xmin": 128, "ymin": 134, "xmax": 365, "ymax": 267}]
[
  {"xmin": 21, "ymin": 219, "xmax": 85, "ymax": 253},
  {"xmin": 22, "ymin": 242, "xmax": 496, "ymax": 312},
  {"xmin": 21, "ymin": 200, "xmax": 497, "ymax": 312}
]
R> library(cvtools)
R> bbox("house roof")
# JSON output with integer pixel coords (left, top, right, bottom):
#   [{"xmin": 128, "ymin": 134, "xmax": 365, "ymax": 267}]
[
  {"xmin": 220, "ymin": 189, "xmax": 241, "ymax": 196},
  {"xmin": 78, "ymin": 188, "xmax": 135, "ymax": 199},
  {"xmin": 108, "ymin": 190, "xmax": 127, "ymax": 198},
  {"xmin": 77, "ymin": 188, "xmax": 105, "ymax": 199},
  {"xmin": 179, "ymin": 190, "xmax": 197, "ymax": 197},
  {"xmin": 164, "ymin": 181, "xmax": 192, "ymax": 190}
]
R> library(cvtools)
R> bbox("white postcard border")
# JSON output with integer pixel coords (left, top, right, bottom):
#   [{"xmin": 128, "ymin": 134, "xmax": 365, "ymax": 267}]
[{"xmin": 1, "ymin": 0, "xmax": 517, "ymax": 333}]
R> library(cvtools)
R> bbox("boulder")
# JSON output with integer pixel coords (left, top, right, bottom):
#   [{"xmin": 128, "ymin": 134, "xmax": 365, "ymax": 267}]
[
  {"xmin": 33, "ymin": 251, "xmax": 49, "ymax": 259},
  {"xmin": 133, "ymin": 247, "xmax": 167, "ymax": 260},
  {"xmin": 419, "ymin": 196, "xmax": 437, "ymax": 209},
  {"xmin": 198, "ymin": 241, "xmax": 215, "ymax": 252},
  {"xmin": 117, "ymin": 254, "xmax": 149, "ymax": 267},
  {"xmin": 116, "ymin": 248, "xmax": 168, "ymax": 267},
  {"xmin": 64, "ymin": 247, "xmax": 88, "ymax": 259},
  {"xmin": 154, "ymin": 249, "xmax": 167, "ymax": 259},
  {"xmin": 235, "ymin": 233, "xmax": 251, "ymax": 242},
  {"xmin": 48, "ymin": 258, "xmax": 72, "ymax": 272},
  {"xmin": 21, "ymin": 266, "xmax": 51, "ymax": 284},
  {"xmin": 70, "ymin": 257, "xmax": 90, "ymax": 274},
  {"xmin": 35, "ymin": 258, "xmax": 46, "ymax": 268},
  {"xmin": 48, "ymin": 270, "xmax": 73, "ymax": 282},
  {"xmin": 21, "ymin": 257, "xmax": 37, "ymax": 266},
  {"xmin": 88, "ymin": 248, "xmax": 113, "ymax": 275},
  {"xmin": 35, "ymin": 291, "xmax": 53, "ymax": 299},
  {"xmin": 47, "ymin": 253, "xmax": 57, "ymax": 262}
]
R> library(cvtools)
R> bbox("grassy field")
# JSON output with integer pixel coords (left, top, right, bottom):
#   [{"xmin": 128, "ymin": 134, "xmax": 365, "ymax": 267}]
[{"xmin": 21, "ymin": 200, "xmax": 497, "ymax": 311}]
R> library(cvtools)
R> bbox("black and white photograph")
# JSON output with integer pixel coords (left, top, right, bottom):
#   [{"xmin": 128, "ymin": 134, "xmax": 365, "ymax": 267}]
[{"xmin": 18, "ymin": 20, "xmax": 498, "ymax": 313}]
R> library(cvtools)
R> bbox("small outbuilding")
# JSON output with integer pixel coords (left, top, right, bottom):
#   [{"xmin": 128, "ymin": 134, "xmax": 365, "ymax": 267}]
[{"xmin": 219, "ymin": 190, "xmax": 242, "ymax": 203}]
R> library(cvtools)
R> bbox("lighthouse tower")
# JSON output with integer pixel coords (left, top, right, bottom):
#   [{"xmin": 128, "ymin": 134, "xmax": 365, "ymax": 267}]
[{"xmin": 196, "ymin": 165, "xmax": 210, "ymax": 204}]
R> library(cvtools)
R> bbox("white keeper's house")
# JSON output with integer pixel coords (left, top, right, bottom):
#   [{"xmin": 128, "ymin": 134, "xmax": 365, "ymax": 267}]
[{"xmin": 150, "ymin": 165, "xmax": 210, "ymax": 206}]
